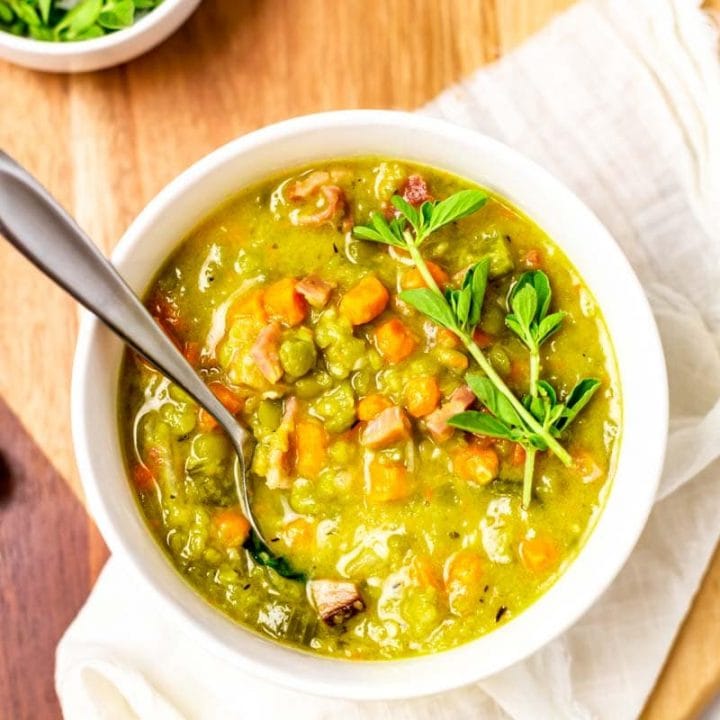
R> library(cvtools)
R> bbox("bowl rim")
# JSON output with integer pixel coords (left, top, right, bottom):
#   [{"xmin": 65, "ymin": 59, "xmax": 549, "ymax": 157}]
[
  {"xmin": 72, "ymin": 109, "xmax": 668, "ymax": 700},
  {"xmin": 0, "ymin": 0, "xmax": 190, "ymax": 54}
]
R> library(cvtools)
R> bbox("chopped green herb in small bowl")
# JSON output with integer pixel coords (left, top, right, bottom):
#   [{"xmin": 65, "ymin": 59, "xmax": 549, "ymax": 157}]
[{"xmin": 0, "ymin": 0, "xmax": 200, "ymax": 72}]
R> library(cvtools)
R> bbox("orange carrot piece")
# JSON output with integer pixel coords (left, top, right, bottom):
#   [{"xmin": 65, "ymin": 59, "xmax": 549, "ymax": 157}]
[
  {"xmin": 212, "ymin": 508, "xmax": 251, "ymax": 548},
  {"xmin": 511, "ymin": 443, "xmax": 527, "ymax": 466},
  {"xmin": 263, "ymin": 278, "xmax": 308, "ymax": 326},
  {"xmin": 410, "ymin": 555, "xmax": 444, "ymax": 590},
  {"xmin": 445, "ymin": 550, "xmax": 484, "ymax": 615},
  {"xmin": 572, "ymin": 449, "xmax": 604, "ymax": 483},
  {"xmin": 519, "ymin": 535, "xmax": 559, "ymax": 573},
  {"xmin": 339, "ymin": 276, "xmax": 389, "ymax": 325},
  {"xmin": 524, "ymin": 248, "xmax": 542, "ymax": 269},
  {"xmin": 282, "ymin": 517, "xmax": 316, "ymax": 549},
  {"xmin": 227, "ymin": 289, "xmax": 267, "ymax": 325},
  {"xmin": 374, "ymin": 318, "xmax": 416, "ymax": 364},
  {"xmin": 132, "ymin": 464, "xmax": 155, "ymax": 492},
  {"xmin": 295, "ymin": 419, "xmax": 328, "ymax": 478},
  {"xmin": 401, "ymin": 261, "xmax": 449, "ymax": 291},
  {"xmin": 366, "ymin": 456, "xmax": 411, "ymax": 503},
  {"xmin": 452, "ymin": 444, "xmax": 499, "ymax": 485},
  {"xmin": 472, "ymin": 328, "xmax": 494, "ymax": 349},
  {"xmin": 404, "ymin": 376, "xmax": 441, "ymax": 418},
  {"xmin": 198, "ymin": 381, "xmax": 246, "ymax": 431},
  {"xmin": 357, "ymin": 394, "xmax": 393, "ymax": 422}
]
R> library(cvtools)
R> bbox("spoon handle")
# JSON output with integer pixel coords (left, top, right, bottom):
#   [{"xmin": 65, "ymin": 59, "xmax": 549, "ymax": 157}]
[{"xmin": 0, "ymin": 150, "xmax": 247, "ymax": 452}]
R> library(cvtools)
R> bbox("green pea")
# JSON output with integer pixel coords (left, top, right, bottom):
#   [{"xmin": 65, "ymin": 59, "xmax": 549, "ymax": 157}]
[
  {"xmin": 351, "ymin": 369, "xmax": 372, "ymax": 396},
  {"xmin": 257, "ymin": 399, "xmax": 283, "ymax": 433},
  {"xmin": 481, "ymin": 306, "xmax": 505, "ymax": 335},
  {"xmin": 187, "ymin": 433, "xmax": 231, "ymax": 476},
  {"xmin": 489, "ymin": 346, "xmax": 511, "ymax": 376},
  {"xmin": 295, "ymin": 377, "xmax": 324, "ymax": 399},
  {"xmin": 328, "ymin": 439, "xmax": 356, "ymax": 465},
  {"xmin": 290, "ymin": 477, "xmax": 318, "ymax": 513},
  {"xmin": 279, "ymin": 338, "xmax": 317, "ymax": 377},
  {"xmin": 160, "ymin": 401, "xmax": 197, "ymax": 437},
  {"xmin": 311, "ymin": 381, "xmax": 356, "ymax": 433}
]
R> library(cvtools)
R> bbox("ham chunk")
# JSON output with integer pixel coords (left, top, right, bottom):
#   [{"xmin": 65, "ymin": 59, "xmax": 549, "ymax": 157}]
[
  {"xmin": 296, "ymin": 275, "xmax": 335, "ymax": 308},
  {"xmin": 266, "ymin": 397, "xmax": 298, "ymax": 490},
  {"xmin": 402, "ymin": 174, "xmax": 432, "ymax": 206},
  {"xmin": 250, "ymin": 322, "xmax": 283, "ymax": 383},
  {"xmin": 308, "ymin": 579, "xmax": 365, "ymax": 625},
  {"xmin": 361, "ymin": 406, "xmax": 411, "ymax": 449},
  {"xmin": 293, "ymin": 185, "xmax": 345, "ymax": 227},
  {"xmin": 426, "ymin": 385, "xmax": 476, "ymax": 442},
  {"xmin": 288, "ymin": 171, "xmax": 331, "ymax": 200}
]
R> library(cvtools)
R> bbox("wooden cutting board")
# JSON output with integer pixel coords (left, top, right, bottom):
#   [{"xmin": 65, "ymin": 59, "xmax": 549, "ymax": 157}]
[{"xmin": 0, "ymin": 1, "xmax": 718, "ymax": 717}]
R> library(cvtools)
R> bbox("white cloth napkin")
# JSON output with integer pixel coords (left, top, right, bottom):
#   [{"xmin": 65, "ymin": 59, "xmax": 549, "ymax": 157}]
[{"xmin": 56, "ymin": 1, "xmax": 720, "ymax": 718}]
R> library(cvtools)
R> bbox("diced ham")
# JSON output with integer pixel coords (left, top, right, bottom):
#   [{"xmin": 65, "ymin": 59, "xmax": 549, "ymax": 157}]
[
  {"xmin": 296, "ymin": 275, "xmax": 336, "ymax": 308},
  {"xmin": 287, "ymin": 171, "xmax": 330, "ymax": 200},
  {"xmin": 293, "ymin": 185, "xmax": 345, "ymax": 227},
  {"xmin": 426, "ymin": 385, "xmax": 476, "ymax": 442},
  {"xmin": 250, "ymin": 322, "xmax": 283, "ymax": 383},
  {"xmin": 266, "ymin": 397, "xmax": 298, "ymax": 490},
  {"xmin": 361, "ymin": 406, "xmax": 411, "ymax": 449},
  {"xmin": 308, "ymin": 579, "xmax": 365, "ymax": 625},
  {"xmin": 402, "ymin": 174, "xmax": 432, "ymax": 206}
]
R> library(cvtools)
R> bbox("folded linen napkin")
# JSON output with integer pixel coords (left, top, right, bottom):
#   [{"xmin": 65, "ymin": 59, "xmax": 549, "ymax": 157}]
[{"xmin": 56, "ymin": 1, "xmax": 720, "ymax": 718}]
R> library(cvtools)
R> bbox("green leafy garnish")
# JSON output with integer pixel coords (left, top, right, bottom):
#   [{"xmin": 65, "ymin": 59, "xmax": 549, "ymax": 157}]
[
  {"xmin": 244, "ymin": 531, "xmax": 306, "ymax": 582},
  {"xmin": 0, "ymin": 0, "xmax": 164, "ymax": 41}
]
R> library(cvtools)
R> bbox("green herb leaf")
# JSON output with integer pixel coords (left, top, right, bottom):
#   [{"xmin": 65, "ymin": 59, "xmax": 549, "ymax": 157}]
[
  {"xmin": 55, "ymin": 0, "xmax": 102, "ymax": 38},
  {"xmin": 245, "ymin": 532, "xmax": 306, "ymax": 582},
  {"xmin": 537, "ymin": 311, "xmax": 565, "ymax": 344},
  {"xmin": 353, "ymin": 212, "xmax": 405, "ymax": 247},
  {"xmin": 425, "ymin": 189, "xmax": 488, "ymax": 236},
  {"xmin": 466, "ymin": 374, "xmax": 525, "ymax": 429},
  {"xmin": 98, "ymin": 0, "xmax": 135, "ymax": 29},
  {"xmin": 8, "ymin": 0, "xmax": 40, "ymax": 26},
  {"xmin": 447, "ymin": 411, "xmax": 516, "ymax": 440},
  {"xmin": 38, "ymin": 0, "xmax": 51, "ymax": 24},
  {"xmin": 555, "ymin": 378, "xmax": 601, "ymax": 431},
  {"xmin": 400, "ymin": 288, "xmax": 457, "ymax": 330},
  {"xmin": 466, "ymin": 257, "xmax": 490, "ymax": 329}
]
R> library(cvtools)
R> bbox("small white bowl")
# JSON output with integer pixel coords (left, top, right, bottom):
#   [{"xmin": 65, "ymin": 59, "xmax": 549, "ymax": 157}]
[
  {"xmin": 0, "ymin": 0, "xmax": 200, "ymax": 73},
  {"xmin": 72, "ymin": 110, "xmax": 668, "ymax": 700}
]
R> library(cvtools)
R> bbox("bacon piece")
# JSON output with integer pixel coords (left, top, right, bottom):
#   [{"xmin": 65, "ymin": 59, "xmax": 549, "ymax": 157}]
[
  {"xmin": 402, "ymin": 174, "xmax": 432, "ymax": 206},
  {"xmin": 308, "ymin": 579, "xmax": 365, "ymax": 625},
  {"xmin": 426, "ymin": 385, "xmax": 476, "ymax": 442},
  {"xmin": 266, "ymin": 397, "xmax": 299, "ymax": 490},
  {"xmin": 250, "ymin": 322, "xmax": 283, "ymax": 383},
  {"xmin": 296, "ymin": 275, "xmax": 336, "ymax": 308},
  {"xmin": 287, "ymin": 171, "xmax": 330, "ymax": 200},
  {"xmin": 293, "ymin": 185, "xmax": 345, "ymax": 227},
  {"xmin": 361, "ymin": 406, "xmax": 411, "ymax": 449}
]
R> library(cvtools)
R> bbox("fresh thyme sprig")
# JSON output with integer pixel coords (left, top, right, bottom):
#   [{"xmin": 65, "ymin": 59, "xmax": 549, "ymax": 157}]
[{"xmin": 353, "ymin": 191, "xmax": 573, "ymax": 474}]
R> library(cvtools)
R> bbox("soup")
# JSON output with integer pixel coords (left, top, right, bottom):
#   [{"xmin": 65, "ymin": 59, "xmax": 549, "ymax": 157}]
[{"xmin": 119, "ymin": 158, "xmax": 620, "ymax": 659}]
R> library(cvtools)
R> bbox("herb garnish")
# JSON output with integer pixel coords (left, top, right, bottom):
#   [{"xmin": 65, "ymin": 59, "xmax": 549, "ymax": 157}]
[
  {"xmin": 354, "ymin": 189, "xmax": 601, "ymax": 508},
  {"xmin": 244, "ymin": 531, "xmax": 306, "ymax": 582},
  {"xmin": 0, "ymin": 0, "xmax": 164, "ymax": 42}
]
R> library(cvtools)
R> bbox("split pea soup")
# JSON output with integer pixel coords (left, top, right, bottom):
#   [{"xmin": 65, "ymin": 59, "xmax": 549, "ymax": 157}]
[{"xmin": 119, "ymin": 157, "xmax": 620, "ymax": 659}]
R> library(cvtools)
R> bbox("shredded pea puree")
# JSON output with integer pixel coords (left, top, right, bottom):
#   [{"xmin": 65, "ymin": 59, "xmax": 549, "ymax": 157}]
[{"xmin": 119, "ymin": 158, "xmax": 620, "ymax": 659}]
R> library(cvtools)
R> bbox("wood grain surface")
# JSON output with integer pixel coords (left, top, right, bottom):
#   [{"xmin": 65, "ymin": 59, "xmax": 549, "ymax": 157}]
[{"xmin": 0, "ymin": 1, "xmax": 718, "ymax": 718}]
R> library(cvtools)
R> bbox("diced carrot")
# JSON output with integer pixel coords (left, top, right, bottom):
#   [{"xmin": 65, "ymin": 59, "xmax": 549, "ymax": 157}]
[
  {"xmin": 282, "ymin": 517, "xmax": 316, "ymax": 550},
  {"xmin": 436, "ymin": 326, "xmax": 460, "ymax": 348},
  {"xmin": 197, "ymin": 381, "xmax": 245, "ymax": 431},
  {"xmin": 404, "ymin": 376, "xmax": 441, "ymax": 418},
  {"xmin": 410, "ymin": 555, "xmax": 443, "ymax": 591},
  {"xmin": 339, "ymin": 276, "xmax": 389, "ymax": 325},
  {"xmin": 132, "ymin": 463, "xmax": 155, "ymax": 492},
  {"xmin": 401, "ymin": 261, "xmax": 449, "ymax": 291},
  {"xmin": 183, "ymin": 341, "xmax": 201, "ymax": 366},
  {"xmin": 366, "ymin": 456, "xmax": 412, "ymax": 503},
  {"xmin": 445, "ymin": 549, "xmax": 484, "ymax": 615},
  {"xmin": 227, "ymin": 289, "xmax": 267, "ymax": 325},
  {"xmin": 295, "ymin": 419, "xmax": 328, "ymax": 478},
  {"xmin": 212, "ymin": 508, "xmax": 251, "ymax": 548},
  {"xmin": 572, "ymin": 449, "xmax": 604, "ymax": 483},
  {"xmin": 357, "ymin": 394, "xmax": 393, "ymax": 421},
  {"xmin": 524, "ymin": 249, "xmax": 542, "ymax": 269},
  {"xmin": 263, "ymin": 278, "xmax": 308, "ymax": 326},
  {"xmin": 374, "ymin": 318, "xmax": 416, "ymax": 364},
  {"xmin": 452, "ymin": 444, "xmax": 499, "ymax": 485},
  {"xmin": 511, "ymin": 443, "xmax": 526, "ymax": 466},
  {"xmin": 519, "ymin": 535, "xmax": 559, "ymax": 573},
  {"xmin": 472, "ymin": 328, "xmax": 494, "ymax": 349},
  {"xmin": 361, "ymin": 406, "xmax": 411, "ymax": 449}
]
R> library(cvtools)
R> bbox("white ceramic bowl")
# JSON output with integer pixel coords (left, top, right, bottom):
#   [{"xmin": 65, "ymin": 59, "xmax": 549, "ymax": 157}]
[
  {"xmin": 0, "ymin": 0, "xmax": 200, "ymax": 73},
  {"xmin": 72, "ymin": 110, "xmax": 668, "ymax": 700}
]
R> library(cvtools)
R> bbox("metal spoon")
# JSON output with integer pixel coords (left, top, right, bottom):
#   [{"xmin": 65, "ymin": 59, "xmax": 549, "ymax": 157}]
[{"xmin": 0, "ymin": 150, "xmax": 268, "ymax": 546}]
